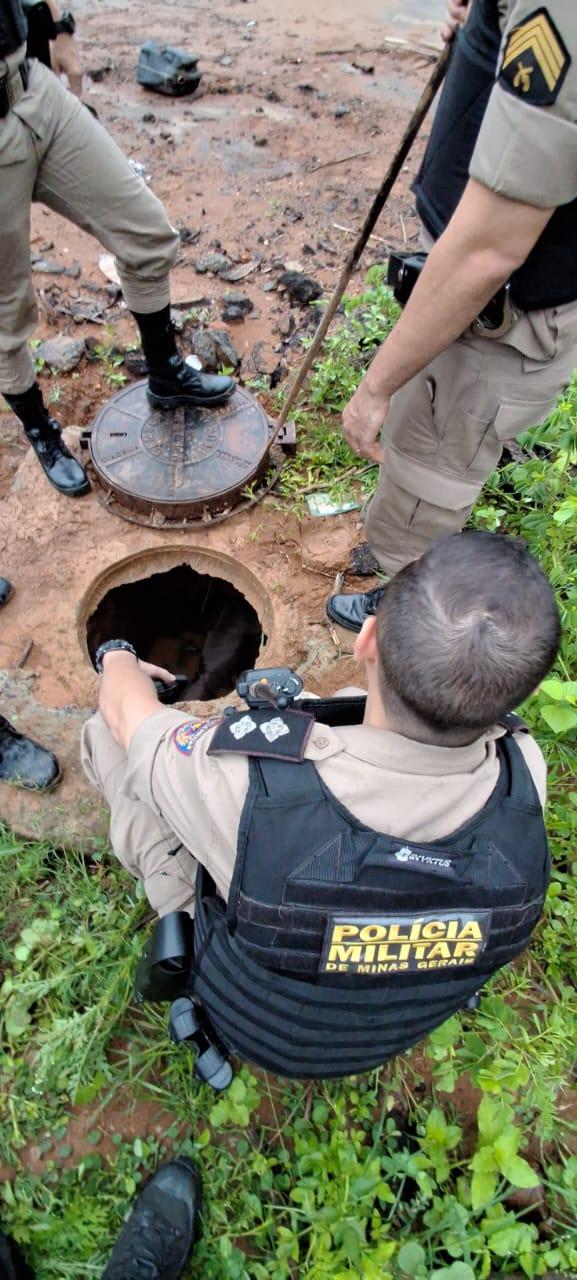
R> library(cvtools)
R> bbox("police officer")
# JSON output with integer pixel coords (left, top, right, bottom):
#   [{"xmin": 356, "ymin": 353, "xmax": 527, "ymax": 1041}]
[
  {"xmin": 0, "ymin": 0, "xmax": 235, "ymax": 499},
  {"xmin": 327, "ymin": 0, "xmax": 577, "ymax": 634},
  {"xmin": 82, "ymin": 531, "xmax": 558, "ymax": 1078}
]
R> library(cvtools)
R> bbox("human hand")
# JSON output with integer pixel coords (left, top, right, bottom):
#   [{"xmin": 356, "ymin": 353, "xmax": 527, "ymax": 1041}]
[
  {"xmin": 441, "ymin": 0, "xmax": 468, "ymax": 42},
  {"xmin": 137, "ymin": 659, "xmax": 177, "ymax": 685},
  {"xmin": 51, "ymin": 33, "xmax": 83, "ymax": 97},
  {"xmin": 342, "ymin": 378, "xmax": 390, "ymax": 463}
]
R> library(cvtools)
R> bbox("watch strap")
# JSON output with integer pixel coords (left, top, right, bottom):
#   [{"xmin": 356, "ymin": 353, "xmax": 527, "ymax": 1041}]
[{"xmin": 95, "ymin": 639, "xmax": 137, "ymax": 673}]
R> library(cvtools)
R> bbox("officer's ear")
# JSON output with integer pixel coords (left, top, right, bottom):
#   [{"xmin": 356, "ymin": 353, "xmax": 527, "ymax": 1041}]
[{"xmin": 354, "ymin": 615, "xmax": 378, "ymax": 664}]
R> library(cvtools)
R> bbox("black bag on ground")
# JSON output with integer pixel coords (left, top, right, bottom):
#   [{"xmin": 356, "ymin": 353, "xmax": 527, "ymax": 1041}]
[{"xmin": 137, "ymin": 41, "xmax": 202, "ymax": 97}]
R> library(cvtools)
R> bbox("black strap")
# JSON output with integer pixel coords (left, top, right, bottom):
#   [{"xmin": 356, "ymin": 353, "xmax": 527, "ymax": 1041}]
[{"xmin": 498, "ymin": 711, "xmax": 528, "ymax": 735}]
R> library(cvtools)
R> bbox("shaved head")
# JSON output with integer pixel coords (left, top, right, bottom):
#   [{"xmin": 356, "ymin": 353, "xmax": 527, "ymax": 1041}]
[{"xmin": 376, "ymin": 531, "xmax": 560, "ymax": 733}]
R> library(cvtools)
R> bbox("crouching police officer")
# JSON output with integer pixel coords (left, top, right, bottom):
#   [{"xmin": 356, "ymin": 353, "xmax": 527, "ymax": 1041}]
[
  {"xmin": 82, "ymin": 531, "xmax": 557, "ymax": 1080},
  {"xmin": 329, "ymin": 0, "xmax": 577, "ymax": 633},
  {"xmin": 0, "ymin": 0, "xmax": 234, "ymax": 498}
]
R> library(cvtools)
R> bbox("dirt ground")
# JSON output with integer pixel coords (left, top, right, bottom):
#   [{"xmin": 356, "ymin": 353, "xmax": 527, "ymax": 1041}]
[{"xmin": 0, "ymin": 0, "xmax": 445, "ymax": 841}]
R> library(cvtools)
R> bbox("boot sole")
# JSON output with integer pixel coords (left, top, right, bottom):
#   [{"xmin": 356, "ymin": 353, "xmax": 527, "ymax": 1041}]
[
  {"xmin": 0, "ymin": 767, "xmax": 63, "ymax": 793},
  {"xmin": 43, "ymin": 471, "xmax": 91, "ymax": 498},
  {"xmin": 147, "ymin": 387, "xmax": 235, "ymax": 411}
]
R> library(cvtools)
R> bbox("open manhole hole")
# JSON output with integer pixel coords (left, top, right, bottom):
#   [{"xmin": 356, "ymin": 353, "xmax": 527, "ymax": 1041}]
[{"xmin": 79, "ymin": 550, "xmax": 270, "ymax": 702}]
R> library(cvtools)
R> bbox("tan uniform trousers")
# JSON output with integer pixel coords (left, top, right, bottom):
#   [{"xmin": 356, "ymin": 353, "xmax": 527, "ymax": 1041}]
[
  {"xmin": 365, "ymin": 305, "xmax": 577, "ymax": 575},
  {"xmin": 82, "ymin": 712, "xmax": 198, "ymax": 918},
  {"xmin": 0, "ymin": 54, "xmax": 179, "ymax": 394}
]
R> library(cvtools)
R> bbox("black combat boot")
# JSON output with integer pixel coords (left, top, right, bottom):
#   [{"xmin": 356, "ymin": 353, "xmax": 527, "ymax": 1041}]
[
  {"xmin": 101, "ymin": 1159, "xmax": 202, "ymax": 1280},
  {"xmin": 4, "ymin": 384, "xmax": 90, "ymax": 496},
  {"xmin": 0, "ymin": 577, "xmax": 13, "ymax": 607},
  {"xmin": 132, "ymin": 305, "xmax": 235, "ymax": 409},
  {"xmin": 326, "ymin": 583, "xmax": 388, "ymax": 634},
  {"xmin": 0, "ymin": 716, "xmax": 61, "ymax": 790}
]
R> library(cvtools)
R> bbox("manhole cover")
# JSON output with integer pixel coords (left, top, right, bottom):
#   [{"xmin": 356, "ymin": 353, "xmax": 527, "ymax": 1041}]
[{"xmin": 88, "ymin": 381, "xmax": 271, "ymax": 525}]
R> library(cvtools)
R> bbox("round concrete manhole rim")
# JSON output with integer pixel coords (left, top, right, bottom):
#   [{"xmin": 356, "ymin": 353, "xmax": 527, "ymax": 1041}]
[{"xmin": 76, "ymin": 545, "xmax": 274, "ymax": 672}]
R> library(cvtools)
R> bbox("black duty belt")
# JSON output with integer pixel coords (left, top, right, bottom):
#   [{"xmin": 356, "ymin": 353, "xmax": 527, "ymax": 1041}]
[{"xmin": 0, "ymin": 58, "xmax": 29, "ymax": 118}]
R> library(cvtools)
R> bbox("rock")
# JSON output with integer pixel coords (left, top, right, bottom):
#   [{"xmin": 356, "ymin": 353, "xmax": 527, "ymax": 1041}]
[
  {"xmin": 278, "ymin": 271, "xmax": 323, "ymax": 305},
  {"xmin": 335, "ymin": 103, "xmax": 350, "ymax": 118},
  {"xmin": 221, "ymin": 292, "xmax": 253, "ymax": 323},
  {"xmin": 178, "ymin": 225, "xmax": 201, "ymax": 245},
  {"xmin": 65, "ymin": 263, "xmax": 82, "ymax": 279},
  {"xmin": 31, "ymin": 259, "xmax": 65, "ymax": 275},
  {"xmin": 283, "ymin": 259, "xmax": 304, "ymax": 273},
  {"xmin": 262, "ymin": 280, "xmax": 277, "ymax": 293},
  {"xmin": 36, "ymin": 336, "xmax": 86, "ymax": 373},
  {"xmin": 195, "ymin": 253, "xmax": 232, "ymax": 276},
  {"xmin": 191, "ymin": 328, "xmax": 241, "ymax": 371},
  {"xmin": 142, "ymin": 111, "xmax": 157, "ymax": 122}
]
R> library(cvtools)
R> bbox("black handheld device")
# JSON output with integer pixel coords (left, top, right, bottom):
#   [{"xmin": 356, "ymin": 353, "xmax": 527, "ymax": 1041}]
[{"xmin": 237, "ymin": 667, "xmax": 303, "ymax": 710}]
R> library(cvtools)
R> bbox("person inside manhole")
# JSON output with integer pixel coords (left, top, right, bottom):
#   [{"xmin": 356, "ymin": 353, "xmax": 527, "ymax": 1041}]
[
  {"xmin": 81, "ymin": 530, "xmax": 558, "ymax": 1080},
  {"xmin": 0, "ymin": 0, "xmax": 235, "ymax": 500}
]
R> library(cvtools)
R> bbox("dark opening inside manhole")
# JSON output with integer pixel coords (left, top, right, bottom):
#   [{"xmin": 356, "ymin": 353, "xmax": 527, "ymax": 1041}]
[{"xmin": 86, "ymin": 564, "xmax": 265, "ymax": 701}]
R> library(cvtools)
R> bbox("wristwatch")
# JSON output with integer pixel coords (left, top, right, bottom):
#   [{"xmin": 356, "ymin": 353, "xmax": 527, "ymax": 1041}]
[
  {"xmin": 53, "ymin": 11, "xmax": 76, "ymax": 36},
  {"xmin": 95, "ymin": 639, "xmax": 137, "ymax": 673}
]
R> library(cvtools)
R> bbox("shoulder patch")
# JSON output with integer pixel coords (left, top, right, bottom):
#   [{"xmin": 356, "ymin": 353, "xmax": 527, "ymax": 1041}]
[
  {"xmin": 172, "ymin": 717, "xmax": 220, "ymax": 755},
  {"xmin": 499, "ymin": 8, "xmax": 570, "ymax": 106}
]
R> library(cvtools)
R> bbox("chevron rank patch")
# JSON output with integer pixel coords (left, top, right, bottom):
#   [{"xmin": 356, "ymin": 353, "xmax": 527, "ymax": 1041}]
[{"xmin": 499, "ymin": 8, "xmax": 570, "ymax": 106}]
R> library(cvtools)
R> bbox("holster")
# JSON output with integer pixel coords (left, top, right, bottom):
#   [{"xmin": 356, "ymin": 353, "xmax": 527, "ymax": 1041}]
[
  {"xmin": 133, "ymin": 910, "xmax": 194, "ymax": 1003},
  {"xmin": 387, "ymin": 250, "xmax": 519, "ymax": 338},
  {"xmin": 23, "ymin": 0, "xmax": 55, "ymax": 67}
]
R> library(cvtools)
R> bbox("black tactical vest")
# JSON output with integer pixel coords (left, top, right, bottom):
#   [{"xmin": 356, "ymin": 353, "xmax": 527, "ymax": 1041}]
[
  {"xmin": 0, "ymin": 0, "xmax": 27, "ymax": 58},
  {"xmin": 192, "ymin": 704, "xmax": 549, "ymax": 1079},
  {"xmin": 413, "ymin": 0, "xmax": 577, "ymax": 311}
]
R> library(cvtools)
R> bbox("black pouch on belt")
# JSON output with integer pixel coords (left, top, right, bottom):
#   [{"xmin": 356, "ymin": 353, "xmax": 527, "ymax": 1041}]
[
  {"xmin": 387, "ymin": 250, "xmax": 515, "ymax": 335},
  {"xmin": 22, "ymin": 0, "xmax": 55, "ymax": 67}
]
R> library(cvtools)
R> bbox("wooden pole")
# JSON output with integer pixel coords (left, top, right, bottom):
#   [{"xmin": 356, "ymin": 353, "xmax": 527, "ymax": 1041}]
[{"xmin": 271, "ymin": 39, "xmax": 452, "ymax": 446}]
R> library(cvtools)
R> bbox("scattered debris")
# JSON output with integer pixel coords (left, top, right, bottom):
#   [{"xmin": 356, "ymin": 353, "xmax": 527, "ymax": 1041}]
[
  {"xmin": 178, "ymin": 225, "xmax": 201, "ymax": 245},
  {"xmin": 36, "ymin": 336, "xmax": 86, "ymax": 373},
  {"xmin": 220, "ymin": 257, "xmax": 261, "ymax": 283},
  {"xmin": 98, "ymin": 252, "xmax": 121, "ymax": 286},
  {"xmin": 334, "ymin": 103, "xmax": 350, "ymax": 118},
  {"xmin": 191, "ymin": 328, "xmax": 241, "ymax": 371},
  {"xmin": 350, "ymin": 542, "xmax": 381, "ymax": 576},
  {"xmin": 310, "ymin": 148, "xmax": 370, "ymax": 172},
  {"xmin": 278, "ymin": 272, "xmax": 323, "ymax": 305},
  {"xmin": 306, "ymin": 493, "xmax": 361, "ymax": 517},
  {"xmin": 218, "ymin": 54, "xmax": 233, "ymax": 66},
  {"xmin": 137, "ymin": 42, "xmax": 202, "ymax": 97},
  {"xmin": 88, "ymin": 64, "xmax": 112, "ymax": 82},
  {"xmin": 142, "ymin": 111, "xmax": 157, "ymax": 122},
  {"xmin": 246, "ymin": 340, "xmax": 287, "ymax": 389},
  {"xmin": 31, "ymin": 259, "xmax": 65, "ymax": 275},
  {"xmin": 195, "ymin": 252, "xmax": 233, "ymax": 277},
  {"xmin": 65, "ymin": 263, "xmax": 82, "ymax": 279},
  {"xmin": 283, "ymin": 259, "xmax": 304, "ymax": 273},
  {"xmin": 221, "ymin": 291, "xmax": 254, "ymax": 323}
]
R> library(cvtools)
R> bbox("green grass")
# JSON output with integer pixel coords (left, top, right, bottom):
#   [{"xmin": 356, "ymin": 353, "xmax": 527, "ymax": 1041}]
[{"xmin": 1, "ymin": 271, "xmax": 577, "ymax": 1277}]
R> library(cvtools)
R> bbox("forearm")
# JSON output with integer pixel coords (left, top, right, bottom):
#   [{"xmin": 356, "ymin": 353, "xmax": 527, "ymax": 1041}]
[
  {"xmin": 366, "ymin": 180, "xmax": 554, "ymax": 399},
  {"xmin": 99, "ymin": 651, "xmax": 160, "ymax": 752}
]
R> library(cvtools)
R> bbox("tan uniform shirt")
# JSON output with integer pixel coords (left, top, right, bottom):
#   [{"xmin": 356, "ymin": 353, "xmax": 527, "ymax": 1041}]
[
  {"xmin": 471, "ymin": 0, "xmax": 577, "ymax": 209},
  {"xmin": 121, "ymin": 706, "xmax": 546, "ymax": 905}
]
